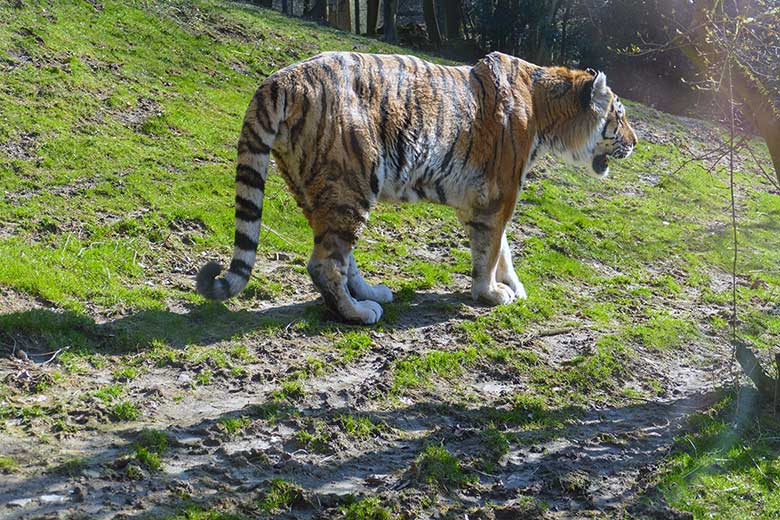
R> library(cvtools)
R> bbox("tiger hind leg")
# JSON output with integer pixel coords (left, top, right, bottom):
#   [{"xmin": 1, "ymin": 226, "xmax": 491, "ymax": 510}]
[
  {"xmin": 347, "ymin": 253, "xmax": 393, "ymax": 304},
  {"xmin": 307, "ymin": 231, "xmax": 384, "ymax": 324},
  {"xmin": 496, "ymin": 231, "xmax": 526, "ymax": 299}
]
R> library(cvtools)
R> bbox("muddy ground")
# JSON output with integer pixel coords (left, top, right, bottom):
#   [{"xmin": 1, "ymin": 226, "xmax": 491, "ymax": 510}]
[{"xmin": 0, "ymin": 257, "xmax": 738, "ymax": 519}]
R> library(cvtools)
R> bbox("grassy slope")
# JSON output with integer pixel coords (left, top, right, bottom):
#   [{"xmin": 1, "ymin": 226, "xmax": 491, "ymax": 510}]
[{"xmin": 1, "ymin": 0, "xmax": 780, "ymax": 518}]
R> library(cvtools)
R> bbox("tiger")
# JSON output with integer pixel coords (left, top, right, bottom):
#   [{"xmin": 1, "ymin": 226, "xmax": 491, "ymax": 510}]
[{"xmin": 196, "ymin": 51, "xmax": 637, "ymax": 324}]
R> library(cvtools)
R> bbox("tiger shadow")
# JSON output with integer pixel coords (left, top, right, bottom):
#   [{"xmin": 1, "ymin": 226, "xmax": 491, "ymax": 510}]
[{"xmin": 0, "ymin": 290, "xmax": 475, "ymax": 356}]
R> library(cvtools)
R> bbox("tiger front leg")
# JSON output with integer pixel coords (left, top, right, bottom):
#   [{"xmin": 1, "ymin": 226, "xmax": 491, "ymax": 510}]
[
  {"xmin": 464, "ymin": 219, "xmax": 518, "ymax": 306},
  {"xmin": 307, "ymin": 230, "xmax": 384, "ymax": 324}
]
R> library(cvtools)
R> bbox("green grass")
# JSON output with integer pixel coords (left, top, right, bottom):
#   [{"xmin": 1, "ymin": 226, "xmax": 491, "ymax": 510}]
[
  {"xmin": 111, "ymin": 400, "xmax": 140, "ymax": 421},
  {"xmin": 339, "ymin": 414, "xmax": 379, "ymax": 440},
  {"xmin": 93, "ymin": 384, "xmax": 125, "ymax": 403},
  {"xmin": 392, "ymin": 347, "xmax": 479, "ymax": 393},
  {"xmin": 295, "ymin": 420, "xmax": 331, "ymax": 453},
  {"xmin": 132, "ymin": 429, "xmax": 169, "ymax": 471},
  {"xmin": 158, "ymin": 505, "xmax": 246, "ymax": 520},
  {"xmin": 0, "ymin": 456, "xmax": 17, "ymax": 473},
  {"xmin": 257, "ymin": 479, "xmax": 303, "ymax": 515},
  {"xmin": 412, "ymin": 443, "xmax": 476, "ymax": 490},
  {"xmin": 271, "ymin": 379, "xmax": 306, "ymax": 402},
  {"xmin": 336, "ymin": 331, "xmax": 373, "ymax": 362},
  {"xmin": 659, "ymin": 392, "xmax": 780, "ymax": 518},
  {"xmin": 218, "ymin": 416, "xmax": 251, "ymax": 437},
  {"xmin": 340, "ymin": 497, "xmax": 394, "ymax": 520}
]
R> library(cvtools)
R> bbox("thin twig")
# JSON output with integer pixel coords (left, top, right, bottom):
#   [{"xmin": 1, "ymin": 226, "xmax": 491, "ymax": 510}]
[
  {"xmin": 261, "ymin": 223, "xmax": 294, "ymax": 246},
  {"xmin": 41, "ymin": 346, "xmax": 69, "ymax": 365}
]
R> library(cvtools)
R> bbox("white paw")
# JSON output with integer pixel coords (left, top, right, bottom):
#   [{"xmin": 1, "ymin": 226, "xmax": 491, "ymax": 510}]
[
  {"xmin": 508, "ymin": 280, "xmax": 526, "ymax": 300},
  {"xmin": 349, "ymin": 299, "xmax": 384, "ymax": 324},
  {"xmin": 498, "ymin": 270, "xmax": 526, "ymax": 300},
  {"xmin": 474, "ymin": 283, "xmax": 515, "ymax": 306},
  {"xmin": 370, "ymin": 284, "xmax": 394, "ymax": 304}
]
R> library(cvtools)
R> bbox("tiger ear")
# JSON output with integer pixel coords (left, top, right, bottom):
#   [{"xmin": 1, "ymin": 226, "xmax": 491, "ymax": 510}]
[{"xmin": 580, "ymin": 71, "xmax": 610, "ymax": 112}]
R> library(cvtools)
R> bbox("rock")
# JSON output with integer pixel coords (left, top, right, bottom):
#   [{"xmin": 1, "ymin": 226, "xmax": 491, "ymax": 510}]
[
  {"xmin": 39, "ymin": 494, "xmax": 68, "ymax": 504},
  {"xmin": 7, "ymin": 498, "xmax": 33, "ymax": 508}
]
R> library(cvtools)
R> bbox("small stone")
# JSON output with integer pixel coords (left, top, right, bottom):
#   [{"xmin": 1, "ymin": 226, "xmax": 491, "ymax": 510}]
[
  {"xmin": 39, "ymin": 494, "xmax": 68, "ymax": 504},
  {"xmin": 72, "ymin": 486, "xmax": 86, "ymax": 502},
  {"xmin": 7, "ymin": 498, "xmax": 33, "ymax": 508}
]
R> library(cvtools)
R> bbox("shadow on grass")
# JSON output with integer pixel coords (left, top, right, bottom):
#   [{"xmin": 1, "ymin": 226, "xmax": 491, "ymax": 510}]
[{"xmin": 0, "ymin": 290, "xmax": 474, "ymax": 357}]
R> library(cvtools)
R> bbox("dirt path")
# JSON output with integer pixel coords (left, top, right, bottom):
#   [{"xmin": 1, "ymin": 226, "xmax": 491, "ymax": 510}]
[{"xmin": 0, "ymin": 278, "xmax": 731, "ymax": 519}]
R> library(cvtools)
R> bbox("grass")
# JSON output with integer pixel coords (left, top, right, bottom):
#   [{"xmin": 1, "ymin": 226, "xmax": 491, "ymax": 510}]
[
  {"xmin": 392, "ymin": 347, "xmax": 479, "ymax": 393},
  {"xmin": 336, "ymin": 331, "xmax": 373, "ymax": 362},
  {"xmin": 412, "ymin": 443, "xmax": 476, "ymax": 490},
  {"xmin": 339, "ymin": 414, "xmax": 379, "ymax": 440},
  {"xmin": 340, "ymin": 497, "xmax": 394, "ymax": 520},
  {"xmin": 131, "ymin": 428, "xmax": 169, "ymax": 471},
  {"xmin": 658, "ymin": 391, "xmax": 780, "ymax": 519},
  {"xmin": 0, "ymin": 456, "xmax": 17, "ymax": 473},
  {"xmin": 295, "ymin": 420, "xmax": 331, "ymax": 453},
  {"xmin": 218, "ymin": 416, "xmax": 251, "ymax": 437},
  {"xmin": 111, "ymin": 400, "xmax": 140, "ymax": 421},
  {"xmin": 257, "ymin": 479, "xmax": 303, "ymax": 515},
  {"xmin": 158, "ymin": 505, "xmax": 245, "ymax": 520}
]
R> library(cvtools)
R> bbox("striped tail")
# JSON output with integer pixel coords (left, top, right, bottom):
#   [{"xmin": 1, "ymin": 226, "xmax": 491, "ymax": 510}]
[{"xmin": 196, "ymin": 82, "xmax": 281, "ymax": 300}]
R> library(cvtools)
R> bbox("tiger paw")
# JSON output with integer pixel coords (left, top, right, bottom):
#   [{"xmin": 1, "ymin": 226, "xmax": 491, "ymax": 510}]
[
  {"xmin": 473, "ymin": 283, "xmax": 515, "ymax": 306},
  {"xmin": 370, "ymin": 284, "xmax": 394, "ymax": 304},
  {"xmin": 505, "ymin": 280, "xmax": 526, "ymax": 300},
  {"xmin": 342, "ymin": 299, "xmax": 384, "ymax": 324}
]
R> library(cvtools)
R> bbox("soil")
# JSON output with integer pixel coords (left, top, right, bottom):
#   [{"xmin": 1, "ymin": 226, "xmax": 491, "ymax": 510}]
[{"xmin": 0, "ymin": 261, "xmax": 732, "ymax": 519}]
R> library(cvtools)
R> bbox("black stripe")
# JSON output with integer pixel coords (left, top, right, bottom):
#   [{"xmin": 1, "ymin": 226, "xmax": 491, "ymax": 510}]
[
  {"xmin": 235, "ymin": 195, "xmax": 262, "ymax": 221},
  {"xmin": 270, "ymin": 80, "xmax": 280, "ymax": 113},
  {"xmin": 461, "ymin": 134, "xmax": 473, "ymax": 167},
  {"xmin": 435, "ymin": 181, "xmax": 447, "ymax": 204},
  {"xmin": 395, "ymin": 56, "xmax": 406, "ymax": 98},
  {"xmin": 229, "ymin": 258, "xmax": 253, "ymax": 277},
  {"xmin": 335, "ymin": 230, "xmax": 357, "ymax": 244},
  {"xmin": 241, "ymin": 123, "xmax": 271, "ymax": 154},
  {"xmin": 236, "ymin": 165, "xmax": 266, "ymax": 191},
  {"xmin": 289, "ymin": 96, "xmax": 310, "ymax": 143},
  {"xmin": 370, "ymin": 171, "xmax": 379, "ymax": 195},
  {"xmin": 466, "ymin": 221, "xmax": 491, "ymax": 232},
  {"xmin": 471, "ymin": 70, "xmax": 487, "ymax": 108},
  {"xmin": 335, "ymin": 204, "xmax": 367, "ymax": 222},
  {"xmin": 234, "ymin": 230, "xmax": 258, "ymax": 251},
  {"xmin": 440, "ymin": 129, "xmax": 461, "ymax": 172},
  {"xmin": 255, "ymin": 102, "xmax": 274, "ymax": 135}
]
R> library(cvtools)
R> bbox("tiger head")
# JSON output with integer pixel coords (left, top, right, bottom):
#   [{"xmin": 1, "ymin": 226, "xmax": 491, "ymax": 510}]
[
  {"xmin": 579, "ymin": 70, "xmax": 638, "ymax": 177},
  {"xmin": 534, "ymin": 66, "xmax": 638, "ymax": 178}
]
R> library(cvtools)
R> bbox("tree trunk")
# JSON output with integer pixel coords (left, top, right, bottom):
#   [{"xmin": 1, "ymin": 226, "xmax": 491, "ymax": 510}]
[
  {"xmin": 258, "ymin": 0, "xmax": 272, "ymax": 7},
  {"xmin": 383, "ymin": 0, "xmax": 398, "ymax": 43},
  {"xmin": 329, "ymin": 0, "xmax": 352, "ymax": 31},
  {"xmin": 443, "ymin": 0, "xmax": 462, "ymax": 40},
  {"xmin": 559, "ymin": 5, "xmax": 570, "ymax": 63},
  {"xmin": 306, "ymin": 0, "xmax": 328, "ymax": 19},
  {"xmin": 423, "ymin": 0, "xmax": 443, "ymax": 46},
  {"xmin": 281, "ymin": 0, "xmax": 288, "ymax": 15},
  {"xmin": 354, "ymin": 0, "xmax": 361, "ymax": 34},
  {"xmin": 366, "ymin": 0, "xmax": 379, "ymax": 35}
]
